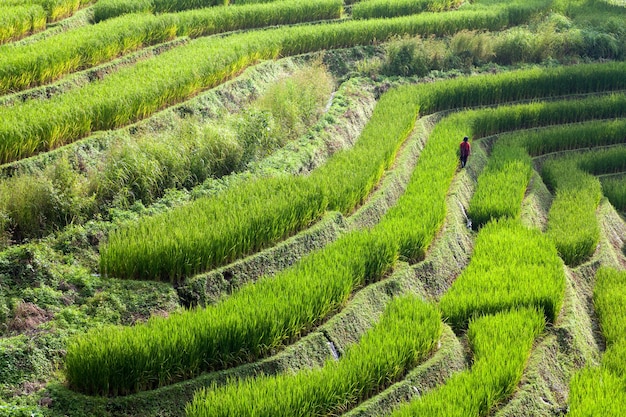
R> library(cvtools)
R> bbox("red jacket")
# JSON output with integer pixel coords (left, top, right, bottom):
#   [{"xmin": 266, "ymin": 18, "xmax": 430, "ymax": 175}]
[{"xmin": 460, "ymin": 141, "xmax": 471, "ymax": 157}]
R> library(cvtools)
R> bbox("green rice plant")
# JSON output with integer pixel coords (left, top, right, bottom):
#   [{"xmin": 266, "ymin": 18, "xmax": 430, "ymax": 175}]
[
  {"xmin": 541, "ymin": 147, "xmax": 624, "ymax": 265},
  {"xmin": 414, "ymin": 63, "xmax": 626, "ymax": 113},
  {"xmin": 391, "ymin": 308, "xmax": 545, "ymax": 417},
  {"xmin": 374, "ymin": 115, "xmax": 460, "ymax": 262},
  {"xmin": 469, "ymin": 94, "xmax": 626, "ymax": 138},
  {"xmin": 1, "ymin": 0, "xmax": 90, "ymax": 24},
  {"xmin": 0, "ymin": 0, "xmax": 343, "ymax": 94},
  {"xmin": 67, "ymin": 230, "xmax": 398, "ymax": 395},
  {"xmin": 601, "ymin": 175, "xmax": 626, "ymax": 212},
  {"xmin": 185, "ymin": 295, "xmax": 441, "ymax": 417},
  {"xmin": 93, "ymin": 0, "xmax": 226, "ymax": 21},
  {"xmin": 504, "ymin": 118, "xmax": 626, "ymax": 157},
  {"xmin": 92, "ymin": 0, "xmax": 153, "ymax": 22},
  {"xmin": 352, "ymin": 0, "xmax": 463, "ymax": 20},
  {"xmin": 439, "ymin": 219, "xmax": 564, "ymax": 330},
  {"xmin": 547, "ymin": 177, "xmax": 602, "ymax": 266},
  {"xmin": 569, "ymin": 368, "xmax": 626, "ymax": 417},
  {"xmin": 92, "ymin": 0, "xmax": 344, "ymax": 21},
  {"xmin": 101, "ymin": 176, "xmax": 329, "ymax": 280},
  {"xmin": 575, "ymin": 146, "xmax": 626, "ymax": 175},
  {"xmin": 594, "ymin": 268, "xmax": 626, "ymax": 372},
  {"xmin": 0, "ymin": 5, "xmax": 46, "ymax": 43},
  {"xmin": 39, "ymin": 0, "xmax": 81, "ymax": 21},
  {"xmin": 569, "ymin": 268, "xmax": 626, "ymax": 415},
  {"xmin": 468, "ymin": 144, "xmax": 532, "ymax": 227}
]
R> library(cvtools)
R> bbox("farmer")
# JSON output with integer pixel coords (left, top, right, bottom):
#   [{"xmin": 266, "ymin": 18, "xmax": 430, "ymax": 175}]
[{"xmin": 459, "ymin": 136, "xmax": 471, "ymax": 168}]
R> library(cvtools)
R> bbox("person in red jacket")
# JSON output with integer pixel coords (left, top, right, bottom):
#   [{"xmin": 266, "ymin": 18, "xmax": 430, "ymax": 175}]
[{"xmin": 459, "ymin": 136, "xmax": 471, "ymax": 168}]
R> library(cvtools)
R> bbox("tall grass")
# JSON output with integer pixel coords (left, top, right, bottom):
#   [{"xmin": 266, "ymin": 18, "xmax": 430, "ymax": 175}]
[
  {"xmin": 352, "ymin": 0, "xmax": 463, "ymax": 20},
  {"xmin": 0, "ymin": 5, "xmax": 46, "ymax": 43},
  {"xmin": 0, "ymin": 0, "xmax": 343, "ymax": 94},
  {"xmin": 569, "ymin": 268, "xmax": 626, "ymax": 416},
  {"xmin": 185, "ymin": 295, "xmax": 441, "ymax": 417},
  {"xmin": 469, "ymin": 94, "xmax": 626, "ymax": 138},
  {"xmin": 67, "ymin": 230, "xmax": 398, "ymax": 395},
  {"xmin": 469, "ymin": 144, "xmax": 532, "ymax": 227},
  {"xmin": 391, "ymin": 308, "xmax": 545, "ymax": 417},
  {"xmin": 414, "ymin": 64, "xmax": 626, "ymax": 113},
  {"xmin": 439, "ymin": 218, "xmax": 565, "ymax": 330},
  {"xmin": 575, "ymin": 146, "xmax": 626, "ymax": 175},
  {"xmin": 469, "ymin": 117, "xmax": 626, "ymax": 252},
  {"xmin": 0, "ymin": 1, "xmax": 547, "ymax": 164},
  {"xmin": 545, "ymin": 166, "xmax": 602, "ymax": 266}
]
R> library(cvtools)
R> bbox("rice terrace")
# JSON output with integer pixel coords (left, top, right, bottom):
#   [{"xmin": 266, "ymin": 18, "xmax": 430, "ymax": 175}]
[{"xmin": 0, "ymin": 0, "xmax": 626, "ymax": 414}]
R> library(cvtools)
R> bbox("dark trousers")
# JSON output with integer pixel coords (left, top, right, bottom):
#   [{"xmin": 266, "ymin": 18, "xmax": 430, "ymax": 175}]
[{"xmin": 460, "ymin": 155, "xmax": 468, "ymax": 167}]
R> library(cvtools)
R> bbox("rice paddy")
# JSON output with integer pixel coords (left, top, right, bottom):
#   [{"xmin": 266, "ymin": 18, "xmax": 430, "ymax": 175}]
[{"xmin": 1, "ymin": 0, "xmax": 625, "ymax": 415}]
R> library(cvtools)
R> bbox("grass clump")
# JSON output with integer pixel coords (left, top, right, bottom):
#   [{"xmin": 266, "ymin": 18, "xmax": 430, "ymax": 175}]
[
  {"xmin": 391, "ymin": 308, "xmax": 545, "ymax": 416},
  {"xmin": 440, "ymin": 218, "xmax": 565, "ymax": 330},
  {"xmin": 0, "ymin": 157, "xmax": 93, "ymax": 241},
  {"xmin": 185, "ymin": 295, "xmax": 441, "ymax": 417}
]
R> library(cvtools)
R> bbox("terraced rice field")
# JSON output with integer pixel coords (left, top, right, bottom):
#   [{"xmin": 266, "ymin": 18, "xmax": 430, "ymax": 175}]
[{"xmin": 0, "ymin": 0, "xmax": 625, "ymax": 415}]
